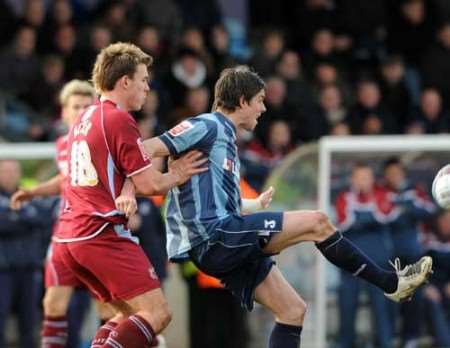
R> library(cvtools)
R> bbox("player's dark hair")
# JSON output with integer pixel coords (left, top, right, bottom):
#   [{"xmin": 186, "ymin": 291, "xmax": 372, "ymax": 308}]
[
  {"xmin": 382, "ymin": 156, "xmax": 402, "ymax": 172},
  {"xmin": 92, "ymin": 42, "xmax": 152, "ymax": 93},
  {"xmin": 212, "ymin": 66, "xmax": 265, "ymax": 113}
]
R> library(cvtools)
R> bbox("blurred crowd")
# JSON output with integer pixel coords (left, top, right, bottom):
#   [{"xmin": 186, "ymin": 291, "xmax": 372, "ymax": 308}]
[
  {"xmin": 1, "ymin": 0, "xmax": 450, "ymax": 347},
  {"xmin": 0, "ymin": 0, "xmax": 450, "ymax": 188}
]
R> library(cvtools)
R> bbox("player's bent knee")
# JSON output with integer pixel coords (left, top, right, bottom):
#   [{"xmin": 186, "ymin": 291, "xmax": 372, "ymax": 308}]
[
  {"xmin": 279, "ymin": 297, "xmax": 307, "ymax": 325},
  {"xmin": 155, "ymin": 301, "xmax": 172, "ymax": 329},
  {"xmin": 311, "ymin": 210, "xmax": 335, "ymax": 241},
  {"xmin": 139, "ymin": 302, "xmax": 172, "ymax": 334}
]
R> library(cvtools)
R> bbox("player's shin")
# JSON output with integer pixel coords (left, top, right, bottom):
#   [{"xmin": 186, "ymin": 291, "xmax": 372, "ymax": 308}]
[
  {"xmin": 316, "ymin": 231, "xmax": 398, "ymax": 293},
  {"xmin": 269, "ymin": 322, "xmax": 302, "ymax": 348}
]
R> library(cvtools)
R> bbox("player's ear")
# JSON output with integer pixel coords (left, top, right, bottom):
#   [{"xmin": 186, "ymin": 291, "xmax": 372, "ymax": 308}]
[
  {"xmin": 238, "ymin": 96, "xmax": 248, "ymax": 108},
  {"xmin": 120, "ymin": 75, "xmax": 131, "ymax": 90}
]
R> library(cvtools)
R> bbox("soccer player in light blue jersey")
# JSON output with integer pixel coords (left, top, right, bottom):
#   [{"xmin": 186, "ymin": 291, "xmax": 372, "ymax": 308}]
[{"xmin": 141, "ymin": 66, "xmax": 433, "ymax": 348}]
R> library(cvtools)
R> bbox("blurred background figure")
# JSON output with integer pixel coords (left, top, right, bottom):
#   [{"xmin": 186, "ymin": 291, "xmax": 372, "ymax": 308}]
[
  {"xmin": 423, "ymin": 210, "xmax": 450, "ymax": 348},
  {"xmin": 0, "ymin": 160, "xmax": 51, "ymax": 348},
  {"xmin": 241, "ymin": 119, "xmax": 292, "ymax": 191},
  {"xmin": 406, "ymin": 88, "xmax": 450, "ymax": 134},
  {"xmin": 334, "ymin": 162, "xmax": 395, "ymax": 348},
  {"xmin": 381, "ymin": 157, "xmax": 436, "ymax": 348},
  {"xmin": 346, "ymin": 79, "xmax": 397, "ymax": 135}
]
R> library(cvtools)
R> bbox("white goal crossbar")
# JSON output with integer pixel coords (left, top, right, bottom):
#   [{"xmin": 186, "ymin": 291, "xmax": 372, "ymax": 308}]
[{"xmin": 0, "ymin": 142, "xmax": 56, "ymax": 160}]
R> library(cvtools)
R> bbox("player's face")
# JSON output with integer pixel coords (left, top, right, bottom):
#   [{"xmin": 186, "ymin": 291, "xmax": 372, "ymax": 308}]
[
  {"xmin": 62, "ymin": 95, "xmax": 93, "ymax": 126},
  {"xmin": 351, "ymin": 167, "xmax": 374, "ymax": 193},
  {"xmin": 241, "ymin": 89, "xmax": 266, "ymax": 131},
  {"xmin": 0, "ymin": 160, "xmax": 21, "ymax": 193},
  {"xmin": 127, "ymin": 63, "xmax": 150, "ymax": 111},
  {"xmin": 384, "ymin": 164, "xmax": 405, "ymax": 189}
]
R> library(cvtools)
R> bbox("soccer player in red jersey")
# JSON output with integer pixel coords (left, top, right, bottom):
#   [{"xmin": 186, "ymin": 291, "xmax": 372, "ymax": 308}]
[
  {"xmin": 10, "ymin": 80, "xmax": 109, "ymax": 347},
  {"xmin": 53, "ymin": 42, "xmax": 206, "ymax": 348}
]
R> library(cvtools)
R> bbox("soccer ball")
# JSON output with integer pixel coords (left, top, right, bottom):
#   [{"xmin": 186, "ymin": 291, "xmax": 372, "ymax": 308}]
[{"xmin": 432, "ymin": 164, "xmax": 450, "ymax": 209}]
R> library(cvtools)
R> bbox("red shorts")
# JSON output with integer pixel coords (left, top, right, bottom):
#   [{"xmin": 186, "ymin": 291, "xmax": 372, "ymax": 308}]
[
  {"xmin": 45, "ymin": 241, "xmax": 84, "ymax": 288},
  {"xmin": 56, "ymin": 225, "xmax": 160, "ymax": 302}
]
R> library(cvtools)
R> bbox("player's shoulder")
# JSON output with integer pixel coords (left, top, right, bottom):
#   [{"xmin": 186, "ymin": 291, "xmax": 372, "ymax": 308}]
[
  {"xmin": 104, "ymin": 108, "xmax": 138, "ymax": 130},
  {"xmin": 197, "ymin": 112, "xmax": 220, "ymax": 124},
  {"xmin": 194, "ymin": 113, "xmax": 221, "ymax": 132},
  {"xmin": 168, "ymin": 113, "xmax": 218, "ymax": 136},
  {"xmin": 55, "ymin": 134, "xmax": 68, "ymax": 147},
  {"xmin": 105, "ymin": 107, "xmax": 133, "ymax": 120}
]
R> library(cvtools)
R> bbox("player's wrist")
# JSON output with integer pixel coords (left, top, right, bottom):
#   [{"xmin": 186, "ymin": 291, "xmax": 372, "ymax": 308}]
[
  {"xmin": 242, "ymin": 198, "xmax": 262, "ymax": 213},
  {"xmin": 171, "ymin": 169, "xmax": 183, "ymax": 186},
  {"xmin": 256, "ymin": 196, "xmax": 263, "ymax": 209},
  {"xmin": 26, "ymin": 188, "xmax": 36, "ymax": 197}
]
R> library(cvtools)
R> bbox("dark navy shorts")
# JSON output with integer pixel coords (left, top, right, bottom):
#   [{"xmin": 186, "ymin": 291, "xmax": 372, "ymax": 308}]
[{"xmin": 188, "ymin": 212, "xmax": 284, "ymax": 311}]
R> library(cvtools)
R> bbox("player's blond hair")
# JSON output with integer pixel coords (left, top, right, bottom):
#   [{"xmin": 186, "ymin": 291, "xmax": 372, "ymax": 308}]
[
  {"xmin": 59, "ymin": 80, "xmax": 95, "ymax": 106},
  {"xmin": 92, "ymin": 42, "xmax": 153, "ymax": 94}
]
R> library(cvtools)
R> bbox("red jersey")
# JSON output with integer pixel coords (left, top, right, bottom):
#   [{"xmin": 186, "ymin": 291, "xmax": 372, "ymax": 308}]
[
  {"xmin": 335, "ymin": 186, "xmax": 398, "ymax": 231},
  {"xmin": 56, "ymin": 99, "xmax": 151, "ymax": 241},
  {"xmin": 55, "ymin": 135, "xmax": 69, "ymax": 178},
  {"xmin": 54, "ymin": 135, "xmax": 69, "ymax": 224}
]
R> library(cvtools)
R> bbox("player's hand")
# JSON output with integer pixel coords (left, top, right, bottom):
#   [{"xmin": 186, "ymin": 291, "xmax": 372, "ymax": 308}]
[
  {"xmin": 169, "ymin": 150, "xmax": 208, "ymax": 185},
  {"xmin": 10, "ymin": 189, "xmax": 33, "ymax": 210},
  {"xmin": 115, "ymin": 194, "xmax": 138, "ymax": 217},
  {"xmin": 258, "ymin": 186, "xmax": 275, "ymax": 209}
]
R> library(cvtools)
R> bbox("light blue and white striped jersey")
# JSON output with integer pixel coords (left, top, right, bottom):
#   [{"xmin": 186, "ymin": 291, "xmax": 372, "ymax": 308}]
[{"xmin": 159, "ymin": 112, "xmax": 241, "ymax": 260}]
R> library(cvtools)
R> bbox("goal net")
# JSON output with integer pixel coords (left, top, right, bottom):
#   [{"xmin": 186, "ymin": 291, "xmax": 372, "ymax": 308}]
[{"xmin": 251, "ymin": 135, "xmax": 450, "ymax": 348}]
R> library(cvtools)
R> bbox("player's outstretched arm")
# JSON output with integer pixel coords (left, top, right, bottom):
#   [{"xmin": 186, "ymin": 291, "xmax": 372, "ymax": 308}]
[
  {"xmin": 115, "ymin": 178, "xmax": 138, "ymax": 217},
  {"xmin": 142, "ymin": 137, "xmax": 171, "ymax": 158},
  {"xmin": 241, "ymin": 186, "xmax": 275, "ymax": 214},
  {"xmin": 10, "ymin": 174, "xmax": 63, "ymax": 210},
  {"xmin": 131, "ymin": 150, "xmax": 208, "ymax": 196}
]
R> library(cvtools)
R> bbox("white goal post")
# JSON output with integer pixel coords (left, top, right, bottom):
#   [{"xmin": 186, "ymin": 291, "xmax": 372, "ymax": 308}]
[{"xmin": 316, "ymin": 134, "xmax": 450, "ymax": 348}]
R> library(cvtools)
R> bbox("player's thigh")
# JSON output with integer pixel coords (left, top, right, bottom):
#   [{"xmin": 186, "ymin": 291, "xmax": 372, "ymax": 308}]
[
  {"xmin": 43, "ymin": 286, "xmax": 74, "ymax": 314},
  {"xmin": 264, "ymin": 210, "xmax": 335, "ymax": 254},
  {"xmin": 254, "ymin": 266, "xmax": 307, "ymax": 325}
]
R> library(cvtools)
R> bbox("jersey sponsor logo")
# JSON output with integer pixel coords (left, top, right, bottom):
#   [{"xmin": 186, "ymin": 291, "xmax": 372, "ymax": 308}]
[
  {"xmin": 264, "ymin": 219, "xmax": 276, "ymax": 229},
  {"xmin": 168, "ymin": 120, "xmax": 194, "ymax": 137},
  {"xmin": 137, "ymin": 138, "xmax": 150, "ymax": 161},
  {"xmin": 222, "ymin": 158, "xmax": 238, "ymax": 174}
]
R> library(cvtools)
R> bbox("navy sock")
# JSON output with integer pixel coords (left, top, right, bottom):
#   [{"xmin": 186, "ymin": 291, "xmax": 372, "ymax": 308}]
[
  {"xmin": 316, "ymin": 231, "xmax": 398, "ymax": 293},
  {"xmin": 269, "ymin": 322, "xmax": 302, "ymax": 348}
]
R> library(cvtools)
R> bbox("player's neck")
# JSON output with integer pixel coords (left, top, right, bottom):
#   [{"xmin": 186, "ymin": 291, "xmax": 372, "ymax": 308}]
[
  {"xmin": 100, "ymin": 92, "xmax": 128, "ymax": 111},
  {"xmin": 216, "ymin": 108, "xmax": 239, "ymax": 129}
]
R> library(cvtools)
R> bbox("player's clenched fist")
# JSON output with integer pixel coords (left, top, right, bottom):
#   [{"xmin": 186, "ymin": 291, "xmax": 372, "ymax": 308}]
[{"xmin": 115, "ymin": 194, "xmax": 138, "ymax": 217}]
